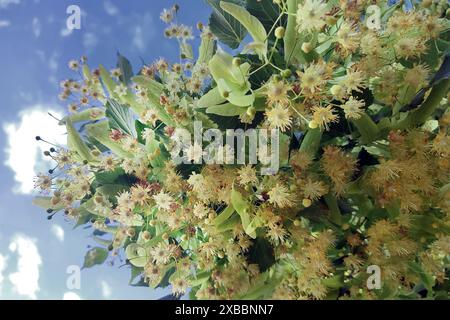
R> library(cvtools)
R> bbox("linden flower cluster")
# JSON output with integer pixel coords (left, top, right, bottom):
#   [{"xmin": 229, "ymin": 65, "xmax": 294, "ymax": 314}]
[{"xmin": 34, "ymin": 1, "xmax": 449, "ymax": 300}]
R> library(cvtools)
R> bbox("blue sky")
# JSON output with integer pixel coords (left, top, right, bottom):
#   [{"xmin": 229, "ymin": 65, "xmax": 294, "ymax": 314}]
[{"xmin": 0, "ymin": 0, "xmax": 211, "ymax": 300}]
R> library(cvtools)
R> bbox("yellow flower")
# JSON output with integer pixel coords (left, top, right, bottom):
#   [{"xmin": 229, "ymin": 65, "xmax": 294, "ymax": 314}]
[
  {"xmin": 238, "ymin": 165, "xmax": 258, "ymax": 186},
  {"xmin": 153, "ymin": 191, "xmax": 174, "ymax": 211},
  {"xmin": 341, "ymin": 97, "xmax": 365, "ymax": 120},
  {"xmin": 302, "ymin": 178, "xmax": 328, "ymax": 201},
  {"xmin": 296, "ymin": 0, "xmax": 328, "ymax": 33},
  {"xmin": 404, "ymin": 64, "xmax": 430, "ymax": 89},
  {"xmin": 268, "ymin": 183, "xmax": 294, "ymax": 208},
  {"xmin": 265, "ymin": 105, "xmax": 292, "ymax": 132},
  {"xmin": 312, "ymin": 106, "xmax": 338, "ymax": 130},
  {"xmin": 321, "ymin": 145, "xmax": 357, "ymax": 195},
  {"xmin": 299, "ymin": 62, "xmax": 327, "ymax": 93},
  {"xmin": 265, "ymin": 79, "xmax": 290, "ymax": 106},
  {"xmin": 341, "ymin": 70, "xmax": 365, "ymax": 94}
]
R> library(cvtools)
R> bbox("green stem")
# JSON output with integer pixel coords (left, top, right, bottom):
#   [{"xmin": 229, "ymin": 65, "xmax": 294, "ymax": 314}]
[
  {"xmin": 299, "ymin": 128, "xmax": 323, "ymax": 157},
  {"xmin": 351, "ymin": 113, "xmax": 380, "ymax": 144},
  {"xmin": 395, "ymin": 79, "xmax": 450, "ymax": 130}
]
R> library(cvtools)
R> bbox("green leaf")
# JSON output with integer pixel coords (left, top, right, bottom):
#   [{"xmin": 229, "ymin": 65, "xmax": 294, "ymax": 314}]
[
  {"xmin": 196, "ymin": 87, "xmax": 226, "ymax": 109},
  {"xmin": 66, "ymin": 120, "xmax": 93, "ymax": 162},
  {"xmin": 322, "ymin": 275, "xmax": 344, "ymax": 289},
  {"xmin": 83, "ymin": 247, "xmax": 108, "ymax": 268},
  {"xmin": 94, "ymin": 167, "xmax": 126, "ymax": 184},
  {"xmin": 197, "ymin": 36, "xmax": 216, "ymax": 65},
  {"xmin": 209, "ymin": 48, "xmax": 242, "ymax": 87},
  {"xmin": 82, "ymin": 64, "xmax": 92, "ymax": 80},
  {"xmin": 231, "ymin": 186, "xmax": 256, "ymax": 238},
  {"xmin": 206, "ymin": 103, "xmax": 246, "ymax": 116},
  {"xmin": 106, "ymin": 99, "xmax": 137, "ymax": 137},
  {"xmin": 246, "ymin": 0, "xmax": 281, "ymax": 32},
  {"xmin": 129, "ymin": 78, "xmax": 176, "ymax": 127},
  {"xmin": 131, "ymin": 75, "xmax": 165, "ymax": 93},
  {"xmin": 97, "ymin": 184, "xmax": 128, "ymax": 197},
  {"xmin": 189, "ymin": 271, "xmax": 211, "ymax": 287},
  {"xmin": 220, "ymin": 1, "xmax": 267, "ymax": 45},
  {"xmin": 60, "ymin": 108, "xmax": 105, "ymax": 125},
  {"xmin": 116, "ymin": 52, "xmax": 134, "ymax": 86},
  {"xmin": 125, "ymin": 243, "xmax": 148, "ymax": 267},
  {"xmin": 129, "ymin": 266, "xmax": 143, "ymax": 285},
  {"xmin": 74, "ymin": 211, "xmax": 93, "ymax": 229},
  {"xmin": 237, "ymin": 272, "xmax": 280, "ymax": 299},
  {"xmin": 157, "ymin": 266, "xmax": 176, "ymax": 288},
  {"xmin": 32, "ymin": 196, "xmax": 64, "ymax": 211},
  {"xmin": 207, "ymin": 0, "xmax": 247, "ymax": 49},
  {"xmin": 86, "ymin": 121, "xmax": 134, "ymax": 158},
  {"xmin": 409, "ymin": 262, "xmax": 435, "ymax": 294},
  {"xmin": 227, "ymin": 91, "xmax": 255, "ymax": 107},
  {"xmin": 213, "ymin": 206, "xmax": 235, "ymax": 226},
  {"xmin": 284, "ymin": 0, "xmax": 314, "ymax": 65},
  {"xmin": 99, "ymin": 65, "xmax": 117, "ymax": 96},
  {"xmin": 216, "ymin": 213, "xmax": 240, "ymax": 232},
  {"xmin": 180, "ymin": 42, "xmax": 194, "ymax": 60}
]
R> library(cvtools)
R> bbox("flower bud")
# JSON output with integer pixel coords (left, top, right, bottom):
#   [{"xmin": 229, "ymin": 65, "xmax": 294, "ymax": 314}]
[
  {"xmin": 281, "ymin": 69, "xmax": 292, "ymax": 78},
  {"xmin": 302, "ymin": 198, "xmax": 312, "ymax": 207},
  {"xmin": 142, "ymin": 231, "xmax": 151, "ymax": 241},
  {"xmin": 126, "ymin": 228, "xmax": 136, "ymax": 238},
  {"xmin": 273, "ymin": 74, "xmax": 282, "ymax": 82},
  {"xmin": 275, "ymin": 26, "xmax": 285, "ymax": 39},
  {"xmin": 293, "ymin": 219, "xmax": 301, "ymax": 227},
  {"xmin": 301, "ymin": 42, "xmax": 313, "ymax": 53},
  {"xmin": 232, "ymin": 57, "xmax": 242, "ymax": 67},
  {"xmin": 308, "ymin": 120, "xmax": 318, "ymax": 129},
  {"xmin": 330, "ymin": 84, "xmax": 343, "ymax": 97}
]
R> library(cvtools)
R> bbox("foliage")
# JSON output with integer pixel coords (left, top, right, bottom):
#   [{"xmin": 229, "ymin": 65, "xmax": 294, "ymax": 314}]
[{"xmin": 34, "ymin": 1, "xmax": 450, "ymax": 300}]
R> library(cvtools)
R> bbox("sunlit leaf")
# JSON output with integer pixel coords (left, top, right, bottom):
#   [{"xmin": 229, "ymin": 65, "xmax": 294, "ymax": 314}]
[
  {"xmin": 83, "ymin": 247, "xmax": 108, "ymax": 269},
  {"xmin": 207, "ymin": 0, "xmax": 247, "ymax": 49}
]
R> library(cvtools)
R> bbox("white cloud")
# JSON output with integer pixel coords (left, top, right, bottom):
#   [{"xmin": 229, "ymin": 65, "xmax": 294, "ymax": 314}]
[
  {"xmin": 103, "ymin": 1, "xmax": 118, "ymax": 16},
  {"xmin": 100, "ymin": 281, "xmax": 112, "ymax": 298},
  {"xmin": 0, "ymin": 254, "xmax": 7, "ymax": 293},
  {"xmin": 32, "ymin": 17, "xmax": 41, "ymax": 37},
  {"xmin": 8, "ymin": 234, "xmax": 42, "ymax": 299},
  {"xmin": 130, "ymin": 13, "xmax": 154, "ymax": 53},
  {"xmin": 0, "ymin": 0, "xmax": 20, "ymax": 9},
  {"xmin": 132, "ymin": 27, "xmax": 145, "ymax": 52},
  {"xmin": 60, "ymin": 27, "xmax": 73, "ymax": 37},
  {"xmin": 48, "ymin": 53, "xmax": 58, "ymax": 72},
  {"xmin": 0, "ymin": 20, "xmax": 10, "ymax": 28},
  {"xmin": 63, "ymin": 291, "xmax": 81, "ymax": 300},
  {"xmin": 51, "ymin": 225, "xmax": 64, "ymax": 242},
  {"xmin": 83, "ymin": 32, "xmax": 98, "ymax": 50},
  {"xmin": 3, "ymin": 106, "xmax": 66, "ymax": 194}
]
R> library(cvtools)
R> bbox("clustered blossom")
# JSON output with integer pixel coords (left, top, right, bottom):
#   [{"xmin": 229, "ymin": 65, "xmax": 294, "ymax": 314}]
[{"xmin": 34, "ymin": 1, "xmax": 450, "ymax": 300}]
